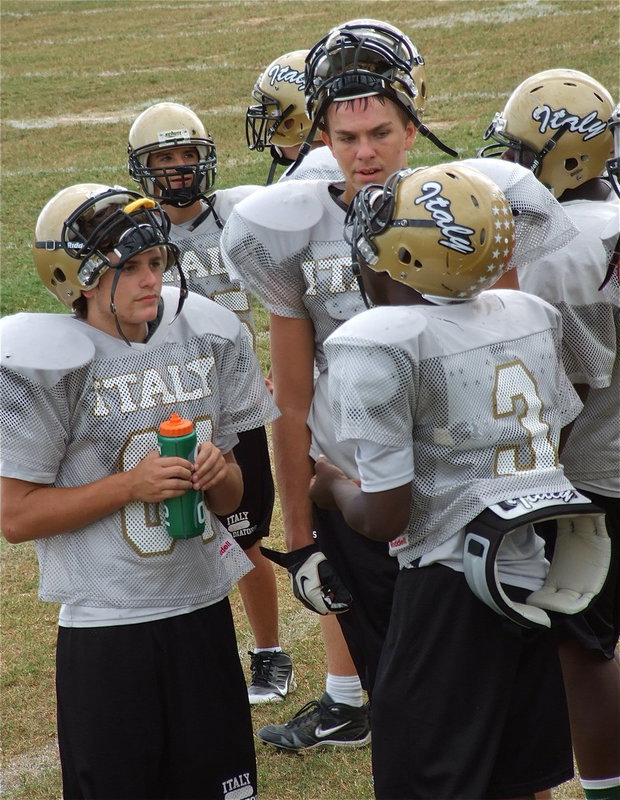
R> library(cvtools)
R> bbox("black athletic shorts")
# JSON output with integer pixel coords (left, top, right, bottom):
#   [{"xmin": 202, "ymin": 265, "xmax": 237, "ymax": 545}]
[
  {"xmin": 371, "ymin": 564, "xmax": 573, "ymax": 800},
  {"xmin": 312, "ymin": 504, "xmax": 399, "ymax": 696},
  {"xmin": 538, "ymin": 489, "xmax": 619, "ymax": 658},
  {"xmin": 216, "ymin": 425, "xmax": 275, "ymax": 551},
  {"xmin": 56, "ymin": 600, "xmax": 256, "ymax": 800}
]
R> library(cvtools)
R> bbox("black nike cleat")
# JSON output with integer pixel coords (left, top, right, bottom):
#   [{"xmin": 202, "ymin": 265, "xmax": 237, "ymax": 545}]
[{"xmin": 256, "ymin": 692, "xmax": 370, "ymax": 751}]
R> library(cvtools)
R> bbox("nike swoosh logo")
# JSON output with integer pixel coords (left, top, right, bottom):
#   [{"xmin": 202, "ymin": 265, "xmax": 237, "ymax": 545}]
[{"xmin": 314, "ymin": 722, "xmax": 350, "ymax": 738}]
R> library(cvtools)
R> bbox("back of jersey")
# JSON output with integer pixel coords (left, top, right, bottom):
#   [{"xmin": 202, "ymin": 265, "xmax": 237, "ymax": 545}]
[{"xmin": 325, "ymin": 290, "xmax": 583, "ymax": 565}]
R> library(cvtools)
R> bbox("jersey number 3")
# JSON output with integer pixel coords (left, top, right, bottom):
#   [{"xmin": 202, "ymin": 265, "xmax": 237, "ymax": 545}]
[{"xmin": 492, "ymin": 359, "xmax": 557, "ymax": 475}]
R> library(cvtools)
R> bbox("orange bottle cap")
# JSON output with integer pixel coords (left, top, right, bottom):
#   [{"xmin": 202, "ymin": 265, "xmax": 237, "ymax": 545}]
[{"xmin": 158, "ymin": 413, "xmax": 194, "ymax": 436}]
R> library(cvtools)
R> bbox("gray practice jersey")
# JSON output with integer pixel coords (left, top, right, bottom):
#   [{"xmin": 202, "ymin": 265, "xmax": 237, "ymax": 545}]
[
  {"xmin": 220, "ymin": 178, "xmax": 366, "ymax": 475},
  {"xmin": 0, "ymin": 288, "xmax": 278, "ymax": 608},
  {"xmin": 324, "ymin": 290, "xmax": 583, "ymax": 570},
  {"xmin": 519, "ymin": 194, "xmax": 620, "ymax": 497},
  {"xmin": 166, "ymin": 186, "xmax": 259, "ymax": 344}
]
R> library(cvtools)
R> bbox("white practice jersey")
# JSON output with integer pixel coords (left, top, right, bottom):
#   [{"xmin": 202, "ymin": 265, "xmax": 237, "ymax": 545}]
[
  {"xmin": 0, "ymin": 288, "xmax": 278, "ymax": 608},
  {"xmin": 325, "ymin": 290, "xmax": 583, "ymax": 570},
  {"xmin": 280, "ymin": 146, "xmax": 344, "ymax": 183},
  {"xmin": 166, "ymin": 186, "xmax": 259, "ymax": 344},
  {"xmin": 220, "ymin": 178, "xmax": 366, "ymax": 474},
  {"xmin": 519, "ymin": 194, "xmax": 620, "ymax": 497}
]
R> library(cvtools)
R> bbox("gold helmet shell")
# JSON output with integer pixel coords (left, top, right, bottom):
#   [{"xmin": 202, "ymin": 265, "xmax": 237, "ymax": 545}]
[
  {"xmin": 346, "ymin": 163, "xmax": 515, "ymax": 303},
  {"xmin": 33, "ymin": 183, "xmax": 176, "ymax": 308},
  {"xmin": 481, "ymin": 69, "xmax": 614, "ymax": 197},
  {"xmin": 246, "ymin": 50, "xmax": 315, "ymax": 151}
]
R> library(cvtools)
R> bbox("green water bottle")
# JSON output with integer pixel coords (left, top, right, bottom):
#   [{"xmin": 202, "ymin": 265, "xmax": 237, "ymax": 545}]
[{"xmin": 157, "ymin": 413, "xmax": 206, "ymax": 539}]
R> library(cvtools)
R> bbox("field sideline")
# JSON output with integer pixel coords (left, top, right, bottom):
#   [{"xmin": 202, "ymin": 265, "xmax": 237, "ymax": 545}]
[{"xmin": 1, "ymin": 1, "xmax": 618, "ymax": 798}]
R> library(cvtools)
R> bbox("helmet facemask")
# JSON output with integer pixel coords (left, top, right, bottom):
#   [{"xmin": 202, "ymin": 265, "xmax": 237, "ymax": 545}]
[
  {"xmin": 128, "ymin": 138, "xmax": 217, "ymax": 207},
  {"xmin": 607, "ymin": 103, "xmax": 620, "ymax": 197}
]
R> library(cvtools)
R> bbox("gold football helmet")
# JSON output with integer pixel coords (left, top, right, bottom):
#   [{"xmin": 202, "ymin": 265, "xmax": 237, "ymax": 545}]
[
  {"xmin": 481, "ymin": 69, "xmax": 614, "ymax": 197},
  {"xmin": 246, "ymin": 50, "xmax": 314, "ymax": 152},
  {"xmin": 345, "ymin": 163, "xmax": 515, "ymax": 303},
  {"xmin": 34, "ymin": 184, "xmax": 178, "ymax": 309},
  {"xmin": 127, "ymin": 102, "xmax": 217, "ymax": 206}
]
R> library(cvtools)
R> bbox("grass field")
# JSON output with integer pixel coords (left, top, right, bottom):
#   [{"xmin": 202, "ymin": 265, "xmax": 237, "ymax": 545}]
[{"xmin": 1, "ymin": 1, "xmax": 618, "ymax": 798}]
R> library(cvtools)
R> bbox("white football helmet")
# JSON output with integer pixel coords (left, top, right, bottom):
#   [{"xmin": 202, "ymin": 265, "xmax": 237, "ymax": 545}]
[
  {"xmin": 289, "ymin": 18, "xmax": 454, "ymax": 171},
  {"xmin": 480, "ymin": 69, "xmax": 614, "ymax": 197},
  {"xmin": 127, "ymin": 102, "xmax": 217, "ymax": 207},
  {"xmin": 305, "ymin": 19, "xmax": 426, "ymax": 123},
  {"xmin": 345, "ymin": 163, "xmax": 515, "ymax": 303},
  {"xmin": 34, "ymin": 184, "xmax": 179, "ymax": 309}
]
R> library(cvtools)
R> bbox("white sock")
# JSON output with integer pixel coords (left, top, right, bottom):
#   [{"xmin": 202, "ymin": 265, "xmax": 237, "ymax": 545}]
[
  {"xmin": 325, "ymin": 673, "xmax": 364, "ymax": 707},
  {"xmin": 253, "ymin": 646, "xmax": 282, "ymax": 653}
]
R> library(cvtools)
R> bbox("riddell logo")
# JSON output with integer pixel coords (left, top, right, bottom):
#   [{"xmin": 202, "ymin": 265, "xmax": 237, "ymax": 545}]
[
  {"xmin": 219, "ymin": 540, "xmax": 232, "ymax": 556},
  {"xmin": 498, "ymin": 489, "xmax": 577, "ymax": 511},
  {"xmin": 222, "ymin": 773, "xmax": 256, "ymax": 800}
]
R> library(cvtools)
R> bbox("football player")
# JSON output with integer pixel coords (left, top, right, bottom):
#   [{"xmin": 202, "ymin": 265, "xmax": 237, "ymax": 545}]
[
  {"xmin": 310, "ymin": 162, "xmax": 609, "ymax": 798},
  {"xmin": 246, "ymin": 45, "xmax": 376, "ymax": 737},
  {"xmin": 482, "ymin": 69, "xmax": 620, "ymax": 800},
  {"xmin": 1, "ymin": 185, "xmax": 278, "ymax": 798},
  {"xmin": 222, "ymin": 18, "xmax": 430, "ymax": 751},
  {"xmin": 127, "ymin": 102, "xmax": 294, "ymax": 706}
]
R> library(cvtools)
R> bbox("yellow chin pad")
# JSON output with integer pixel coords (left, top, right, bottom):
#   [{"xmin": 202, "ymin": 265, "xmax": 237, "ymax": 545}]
[{"xmin": 123, "ymin": 197, "xmax": 157, "ymax": 214}]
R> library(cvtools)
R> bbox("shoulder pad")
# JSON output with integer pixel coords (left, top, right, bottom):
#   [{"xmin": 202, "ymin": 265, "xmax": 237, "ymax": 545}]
[
  {"xmin": 173, "ymin": 289, "xmax": 242, "ymax": 343},
  {"xmin": 334, "ymin": 306, "xmax": 428, "ymax": 347},
  {"xmin": 234, "ymin": 179, "xmax": 326, "ymax": 232},
  {"xmin": 281, "ymin": 147, "xmax": 343, "ymax": 183},
  {"xmin": 0, "ymin": 312, "xmax": 95, "ymax": 383},
  {"xmin": 214, "ymin": 185, "xmax": 262, "ymax": 220}
]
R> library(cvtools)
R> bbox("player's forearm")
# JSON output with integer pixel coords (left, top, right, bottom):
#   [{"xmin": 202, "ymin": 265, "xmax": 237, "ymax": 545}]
[
  {"xmin": 269, "ymin": 313, "xmax": 317, "ymax": 551},
  {"xmin": 331, "ymin": 481, "xmax": 411, "ymax": 543},
  {"xmin": 1, "ymin": 473, "xmax": 135, "ymax": 544},
  {"xmin": 271, "ymin": 414, "xmax": 315, "ymax": 550}
]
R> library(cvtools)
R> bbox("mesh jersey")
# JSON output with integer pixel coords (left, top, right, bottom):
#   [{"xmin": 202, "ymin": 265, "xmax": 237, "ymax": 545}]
[
  {"xmin": 220, "ymin": 178, "xmax": 366, "ymax": 474},
  {"xmin": 166, "ymin": 186, "xmax": 259, "ymax": 345},
  {"xmin": 0, "ymin": 288, "xmax": 278, "ymax": 607},
  {"xmin": 324, "ymin": 290, "xmax": 583, "ymax": 568},
  {"xmin": 280, "ymin": 146, "xmax": 344, "ymax": 183},
  {"xmin": 518, "ymin": 195, "xmax": 620, "ymax": 495},
  {"xmin": 460, "ymin": 159, "xmax": 580, "ymax": 269}
]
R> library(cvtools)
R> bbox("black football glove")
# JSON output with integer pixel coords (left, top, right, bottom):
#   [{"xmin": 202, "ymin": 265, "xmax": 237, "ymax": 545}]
[{"xmin": 260, "ymin": 543, "xmax": 352, "ymax": 615}]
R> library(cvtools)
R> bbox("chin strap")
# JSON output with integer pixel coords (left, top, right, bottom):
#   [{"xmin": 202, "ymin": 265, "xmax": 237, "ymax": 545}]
[
  {"xmin": 463, "ymin": 489, "xmax": 610, "ymax": 629},
  {"xmin": 109, "ymin": 260, "xmax": 188, "ymax": 347}
]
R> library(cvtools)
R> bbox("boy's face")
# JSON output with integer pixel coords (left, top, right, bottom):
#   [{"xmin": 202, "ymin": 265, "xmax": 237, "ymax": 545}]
[
  {"xmin": 82, "ymin": 246, "xmax": 166, "ymax": 341},
  {"xmin": 147, "ymin": 145, "xmax": 200, "ymax": 196},
  {"xmin": 321, "ymin": 96, "xmax": 416, "ymax": 204}
]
